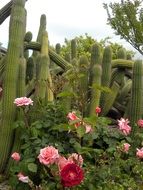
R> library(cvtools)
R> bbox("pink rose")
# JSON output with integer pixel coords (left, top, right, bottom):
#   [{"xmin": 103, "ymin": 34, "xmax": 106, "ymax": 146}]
[
  {"xmin": 122, "ymin": 143, "xmax": 130, "ymax": 153},
  {"xmin": 85, "ymin": 125, "xmax": 93, "ymax": 134},
  {"xmin": 14, "ymin": 97, "xmax": 33, "ymax": 106},
  {"xmin": 57, "ymin": 156, "xmax": 71, "ymax": 171},
  {"xmin": 117, "ymin": 118, "xmax": 131, "ymax": 136},
  {"xmin": 136, "ymin": 148, "xmax": 143, "ymax": 159},
  {"xmin": 68, "ymin": 153, "xmax": 83, "ymax": 167},
  {"xmin": 38, "ymin": 146, "xmax": 59, "ymax": 165},
  {"xmin": 67, "ymin": 112, "xmax": 81, "ymax": 127},
  {"xmin": 137, "ymin": 119, "xmax": 143, "ymax": 128},
  {"xmin": 95, "ymin": 106, "xmax": 101, "ymax": 114},
  {"xmin": 17, "ymin": 173, "xmax": 29, "ymax": 183},
  {"xmin": 11, "ymin": 152, "xmax": 20, "ymax": 161}
]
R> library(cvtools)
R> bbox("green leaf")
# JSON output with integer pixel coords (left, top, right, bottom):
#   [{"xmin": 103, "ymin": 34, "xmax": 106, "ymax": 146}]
[
  {"xmin": 28, "ymin": 163, "xmax": 37, "ymax": 173},
  {"xmin": 76, "ymin": 126, "xmax": 86, "ymax": 138},
  {"xmin": 57, "ymin": 91, "xmax": 75, "ymax": 98}
]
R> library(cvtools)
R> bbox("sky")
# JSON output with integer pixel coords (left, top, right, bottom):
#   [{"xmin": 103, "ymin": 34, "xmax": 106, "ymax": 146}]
[{"xmin": 0, "ymin": 0, "xmax": 142, "ymax": 58}]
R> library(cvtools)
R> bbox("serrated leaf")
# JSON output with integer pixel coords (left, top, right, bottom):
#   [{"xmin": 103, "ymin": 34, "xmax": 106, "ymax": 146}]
[{"xmin": 28, "ymin": 163, "xmax": 37, "ymax": 173}]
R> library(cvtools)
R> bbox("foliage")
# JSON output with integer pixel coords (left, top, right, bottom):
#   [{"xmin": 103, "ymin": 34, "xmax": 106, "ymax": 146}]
[
  {"xmin": 59, "ymin": 33, "xmax": 134, "ymax": 60},
  {"xmin": 9, "ymin": 101, "xmax": 143, "ymax": 189},
  {"xmin": 103, "ymin": 0, "xmax": 143, "ymax": 55}
]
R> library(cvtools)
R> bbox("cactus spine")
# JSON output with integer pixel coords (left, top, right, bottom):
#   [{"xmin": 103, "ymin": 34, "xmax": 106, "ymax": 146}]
[{"xmin": 0, "ymin": 0, "xmax": 26, "ymax": 172}]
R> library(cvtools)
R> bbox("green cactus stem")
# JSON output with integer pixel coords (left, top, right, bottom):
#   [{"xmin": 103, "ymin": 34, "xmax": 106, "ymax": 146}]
[
  {"xmin": 24, "ymin": 41, "xmax": 71, "ymax": 71},
  {"xmin": 5, "ymin": 57, "xmax": 26, "ymax": 175},
  {"xmin": 101, "ymin": 81, "xmax": 120, "ymax": 116},
  {"xmin": 100, "ymin": 46, "xmax": 112, "ymax": 109},
  {"xmin": 117, "ymin": 48, "xmax": 127, "ymax": 59},
  {"xmin": 55, "ymin": 43, "xmax": 61, "ymax": 54},
  {"xmin": 0, "ymin": 0, "xmax": 26, "ymax": 172},
  {"xmin": 78, "ymin": 55, "xmax": 89, "ymax": 116},
  {"xmin": 112, "ymin": 59, "xmax": 134, "ymax": 69},
  {"xmin": 88, "ymin": 43, "xmax": 102, "ymax": 116},
  {"xmin": 129, "ymin": 60, "xmax": 143, "ymax": 133},
  {"xmin": 71, "ymin": 39, "xmax": 77, "ymax": 60}
]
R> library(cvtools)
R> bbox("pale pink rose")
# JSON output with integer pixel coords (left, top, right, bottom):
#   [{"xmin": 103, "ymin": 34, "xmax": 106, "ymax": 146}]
[
  {"xmin": 68, "ymin": 153, "xmax": 83, "ymax": 167},
  {"xmin": 11, "ymin": 152, "xmax": 20, "ymax": 161},
  {"xmin": 17, "ymin": 173, "xmax": 29, "ymax": 183},
  {"xmin": 122, "ymin": 143, "xmax": 130, "ymax": 153},
  {"xmin": 136, "ymin": 148, "xmax": 143, "ymax": 159},
  {"xmin": 0, "ymin": 87, "xmax": 2, "ymax": 92},
  {"xmin": 137, "ymin": 119, "xmax": 143, "ymax": 128},
  {"xmin": 95, "ymin": 106, "xmax": 101, "ymax": 114},
  {"xmin": 57, "ymin": 156, "xmax": 71, "ymax": 171},
  {"xmin": 67, "ymin": 112, "xmax": 81, "ymax": 127},
  {"xmin": 117, "ymin": 118, "xmax": 131, "ymax": 136},
  {"xmin": 38, "ymin": 146, "xmax": 59, "ymax": 165},
  {"xmin": 14, "ymin": 97, "xmax": 33, "ymax": 106},
  {"xmin": 85, "ymin": 125, "xmax": 93, "ymax": 134}
]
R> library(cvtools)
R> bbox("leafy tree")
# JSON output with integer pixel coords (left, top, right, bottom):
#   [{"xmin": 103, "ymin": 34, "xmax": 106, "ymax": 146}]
[
  {"xmin": 59, "ymin": 33, "xmax": 134, "ymax": 60},
  {"xmin": 103, "ymin": 0, "xmax": 143, "ymax": 55}
]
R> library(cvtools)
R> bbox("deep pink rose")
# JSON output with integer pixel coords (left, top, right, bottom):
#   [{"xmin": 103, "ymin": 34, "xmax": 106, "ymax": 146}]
[
  {"xmin": 136, "ymin": 148, "xmax": 143, "ymax": 159},
  {"xmin": 14, "ymin": 97, "xmax": 33, "ymax": 106},
  {"xmin": 122, "ymin": 143, "xmax": 130, "ymax": 153},
  {"xmin": 137, "ymin": 119, "xmax": 143, "ymax": 128},
  {"xmin": 117, "ymin": 118, "xmax": 131, "ymax": 136},
  {"xmin": 60, "ymin": 163, "xmax": 84, "ymax": 187},
  {"xmin": 38, "ymin": 146, "xmax": 59, "ymax": 165},
  {"xmin": 11, "ymin": 152, "xmax": 21, "ymax": 161},
  {"xmin": 17, "ymin": 173, "xmax": 29, "ymax": 183},
  {"xmin": 95, "ymin": 106, "xmax": 101, "ymax": 114},
  {"xmin": 68, "ymin": 153, "xmax": 83, "ymax": 167}
]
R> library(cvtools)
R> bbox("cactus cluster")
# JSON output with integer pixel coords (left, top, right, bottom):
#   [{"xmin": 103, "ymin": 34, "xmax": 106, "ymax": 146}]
[{"xmin": 0, "ymin": 0, "xmax": 143, "ymax": 177}]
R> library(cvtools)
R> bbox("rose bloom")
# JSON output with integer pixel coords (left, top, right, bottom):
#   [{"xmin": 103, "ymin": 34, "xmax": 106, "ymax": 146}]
[
  {"xmin": 11, "ymin": 152, "xmax": 20, "ymax": 161},
  {"xmin": 58, "ymin": 156, "xmax": 71, "ymax": 171},
  {"xmin": 95, "ymin": 106, "xmax": 101, "ymax": 114},
  {"xmin": 85, "ymin": 125, "xmax": 93, "ymax": 134},
  {"xmin": 60, "ymin": 163, "xmax": 84, "ymax": 187},
  {"xmin": 122, "ymin": 143, "xmax": 130, "ymax": 153},
  {"xmin": 137, "ymin": 119, "xmax": 143, "ymax": 128},
  {"xmin": 117, "ymin": 118, "xmax": 131, "ymax": 136},
  {"xmin": 67, "ymin": 112, "xmax": 81, "ymax": 127},
  {"xmin": 136, "ymin": 148, "xmax": 143, "ymax": 159},
  {"xmin": 68, "ymin": 153, "xmax": 83, "ymax": 167},
  {"xmin": 17, "ymin": 173, "xmax": 29, "ymax": 183},
  {"xmin": 14, "ymin": 97, "xmax": 33, "ymax": 106},
  {"xmin": 38, "ymin": 146, "xmax": 59, "ymax": 165}
]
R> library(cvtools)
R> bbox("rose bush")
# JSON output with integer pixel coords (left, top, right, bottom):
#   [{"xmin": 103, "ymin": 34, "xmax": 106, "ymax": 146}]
[{"xmin": 9, "ymin": 101, "xmax": 143, "ymax": 189}]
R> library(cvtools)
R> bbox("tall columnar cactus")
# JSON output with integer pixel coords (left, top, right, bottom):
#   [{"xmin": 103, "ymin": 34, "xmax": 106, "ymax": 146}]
[
  {"xmin": 55, "ymin": 43, "xmax": 61, "ymax": 54},
  {"xmin": 71, "ymin": 39, "xmax": 77, "ymax": 60},
  {"xmin": 6, "ymin": 57, "xmax": 26, "ymax": 175},
  {"xmin": 117, "ymin": 48, "xmax": 127, "ymax": 59},
  {"xmin": 129, "ymin": 60, "xmax": 143, "ymax": 133},
  {"xmin": 100, "ymin": 46, "xmax": 112, "ymax": 109},
  {"xmin": 26, "ymin": 56, "xmax": 35, "ymax": 84},
  {"xmin": 88, "ymin": 43, "xmax": 102, "ymax": 116},
  {"xmin": 0, "ymin": 0, "xmax": 26, "ymax": 172},
  {"xmin": 78, "ymin": 55, "xmax": 89, "ymax": 116},
  {"xmin": 35, "ymin": 30, "xmax": 54, "ymax": 102},
  {"xmin": 33, "ymin": 14, "xmax": 46, "ymax": 58}
]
